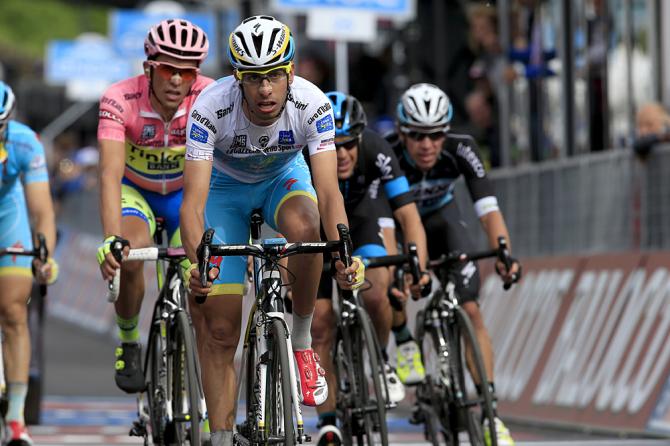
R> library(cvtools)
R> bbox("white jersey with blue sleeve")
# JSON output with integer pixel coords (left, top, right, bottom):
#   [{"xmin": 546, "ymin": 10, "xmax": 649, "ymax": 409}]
[{"xmin": 185, "ymin": 75, "xmax": 336, "ymax": 183}]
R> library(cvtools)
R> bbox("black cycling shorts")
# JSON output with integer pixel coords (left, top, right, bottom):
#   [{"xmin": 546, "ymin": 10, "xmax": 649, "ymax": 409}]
[
  {"xmin": 422, "ymin": 202, "xmax": 481, "ymax": 303},
  {"xmin": 318, "ymin": 192, "xmax": 390, "ymax": 299}
]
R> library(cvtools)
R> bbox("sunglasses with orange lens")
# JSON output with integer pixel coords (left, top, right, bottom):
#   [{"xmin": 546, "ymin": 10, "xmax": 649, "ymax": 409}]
[{"xmin": 148, "ymin": 61, "xmax": 200, "ymax": 82}]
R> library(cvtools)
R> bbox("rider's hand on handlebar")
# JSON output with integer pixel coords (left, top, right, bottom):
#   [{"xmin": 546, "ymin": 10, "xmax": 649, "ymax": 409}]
[
  {"xmin": 96, "ymin": 235, "xmax": 130, "ymax": 281},
  {"xmin": 333, "ymin": 255, "xmax": 365, "ymax": 290},
  {"xmin": 187, "ymin": 263, "xmax": 220, "ymax": 298},
  {"xmin": 409, "ymin": 271, "xmax": 431, "ymax": 299},
  {"xmin": 33, "ymin": 257, "xmax": 59, "ymax": 285},
  {"xmin": 495, "ymin": 258, "xmax": 522, "ymax": 287}
]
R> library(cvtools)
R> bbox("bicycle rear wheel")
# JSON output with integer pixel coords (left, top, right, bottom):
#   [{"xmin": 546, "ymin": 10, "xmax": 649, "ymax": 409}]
[
  {"xmin": 266, "ymin": 319, "xmax": 295, "ymax": 445},
  {"xmin": 146, "ymin": 312, "xmax": 167, "ymax": 445},
  {"xmin": 165, "ymin": 310, "xmax": 201, "ymax": 445},
  {"xmin": 449, "ymin": 306, "xmax": 496, "ymax": 446},
  {"xmin": 336, "ymin": 307, "xmax": 389, "ymax": 446}
]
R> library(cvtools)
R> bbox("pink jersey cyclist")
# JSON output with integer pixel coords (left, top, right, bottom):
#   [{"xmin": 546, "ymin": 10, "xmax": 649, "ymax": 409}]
[
  {"xmin": 96, "ymin": 18, "xmax": 213, "ymax": 395},
  {"xmin": 98, "ymin": 74, "xmax": 212, "ymax": 195}
]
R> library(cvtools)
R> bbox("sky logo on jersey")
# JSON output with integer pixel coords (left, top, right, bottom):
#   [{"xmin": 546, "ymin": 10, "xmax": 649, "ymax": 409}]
[
  {"xmin": 279, "ymin": 130, "xmax": 295, "ymax": 145},
  {"xmin": 190, "ymin": 124, "xmax": 208, "ymax": 144},
  {"xmin": 316, "ymin": 115, "xmax": 334, "ymax": 133}
]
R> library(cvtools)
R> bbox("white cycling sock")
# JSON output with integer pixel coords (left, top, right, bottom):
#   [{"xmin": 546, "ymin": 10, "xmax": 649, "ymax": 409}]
[
  {"xmin": 6, "ymin": 382, "xmax": 28, "ymax": 423},
  {"xmin": 211, "ymin": 429, "xmax": 234, "ymax": 446},
  {"xmin": 291, "ymin": 310, "xmax": 313, "ymax": 351}
]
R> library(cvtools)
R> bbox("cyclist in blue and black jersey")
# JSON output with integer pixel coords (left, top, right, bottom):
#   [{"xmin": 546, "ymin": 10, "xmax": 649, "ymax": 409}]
[
  {"xmin": 308, "ymin": 91, "xmax": 430, "ymax": 445},
  {"xmin": 0, "ymin": 82, "xmax": 58, "ymax": 446},
  {"xmin": 387, "ymin": 82, "xmax": 520, "ymax": 446}
]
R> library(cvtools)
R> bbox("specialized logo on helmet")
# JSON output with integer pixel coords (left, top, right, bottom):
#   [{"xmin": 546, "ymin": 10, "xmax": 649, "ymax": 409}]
[{"xmin": 273, "ymin": 27, "xmax": 287, "ymax": 54}]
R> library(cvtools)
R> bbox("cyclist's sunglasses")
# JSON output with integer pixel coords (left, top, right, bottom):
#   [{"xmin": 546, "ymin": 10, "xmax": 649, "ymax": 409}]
[
  {"xmin": 235, "ymin": 64, "xmax": 292, "ymax": 86},
  {"xmin": 335, "ymin": 139, "xmax": 358, "ymax": 151},
  {"xmin": 146, "ymin": 61, "xmax": 200, "ymax": 82},
  {"xmin": 404, "ymin": 130, "xmax": 445, "ymax": 141}
]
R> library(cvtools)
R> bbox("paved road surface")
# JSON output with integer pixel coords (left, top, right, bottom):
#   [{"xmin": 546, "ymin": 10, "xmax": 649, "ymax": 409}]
[{"xmin": 38, "ymin": 315, "xmax": 670, "ymax": 445}]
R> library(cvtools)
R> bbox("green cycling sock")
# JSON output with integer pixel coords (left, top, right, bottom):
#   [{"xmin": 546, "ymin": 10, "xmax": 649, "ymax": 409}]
[{"xmin": 117, "ymin": 314, "xmax": 140, "ymax": 343}]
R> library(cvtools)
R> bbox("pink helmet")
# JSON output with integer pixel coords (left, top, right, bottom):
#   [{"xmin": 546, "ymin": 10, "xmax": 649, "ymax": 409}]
[{"xmin": 144, "ymin": 19, "xmax": 209, "ymax": 64}]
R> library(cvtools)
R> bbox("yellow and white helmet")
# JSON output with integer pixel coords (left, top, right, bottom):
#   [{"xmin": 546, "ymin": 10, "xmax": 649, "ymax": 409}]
[{"xmin": 228, "ymin": 15, "xmax": 295, "ymax": 71}]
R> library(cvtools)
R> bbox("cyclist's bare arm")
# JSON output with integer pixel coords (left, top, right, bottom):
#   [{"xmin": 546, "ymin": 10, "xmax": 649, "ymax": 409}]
[
  {"xmin": 180, "ymin": 158, "xmax": 214, "ymax": 294},
  {"xmin": 24, "ymin": 181, "xmax": 56, "ymax": 255},
  {"xmin": 479, "ymin": 209, "xmax": 511, "ymax": 252},
  {"xmin": 99, "ymin": 139, "xmax": 126, "ymax": 238},
  {"xmin": 479, "ymin": 209, "xmax": 519, "ymax": 280},
  {"xmin": 307, "ymin": 151, "xmax": 361, "ymax": 286},
  {"xmin": 310, "ymin": 151, "xmax": 349, "ymax": 241},
  {"xmin": 98, "ymin": 138, "xmax": 127, "ymax": 275},
  {"xmin": 393, "ymin": 202, "xmax": 430, "ymax": 294},
  {"xmin": 393, "ymin": 202, "xmax": 428, "ymax": 270}
]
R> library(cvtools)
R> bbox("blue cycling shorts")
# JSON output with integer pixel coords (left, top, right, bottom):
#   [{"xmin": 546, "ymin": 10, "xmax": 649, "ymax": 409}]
[
  {"xmin": 205, "ymin": 155, "xmax": 317, "ymax": 296},
  {"xmin": 0, "ymin": 187, "xmax": 33, "ymax": 276},
  {"xmin": 121, "ymin": 179, "xmax": 182, "ymax": 245}
]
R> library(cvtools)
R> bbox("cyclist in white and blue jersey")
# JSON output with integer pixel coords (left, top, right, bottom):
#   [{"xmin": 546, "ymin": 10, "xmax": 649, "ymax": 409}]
[
  {"xmin": 180, "ymin": 16, "xmax": 364, "ymax": 446},
  {"xmin": 0, "ymin": 82, "xmax": 57, "ymax": 446}
]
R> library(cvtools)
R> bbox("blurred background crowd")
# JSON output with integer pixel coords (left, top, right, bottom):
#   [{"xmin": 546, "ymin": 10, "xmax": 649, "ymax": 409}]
[{"xmin": 0, "ymin": 0, "xmax": 668, "ymax": 252}]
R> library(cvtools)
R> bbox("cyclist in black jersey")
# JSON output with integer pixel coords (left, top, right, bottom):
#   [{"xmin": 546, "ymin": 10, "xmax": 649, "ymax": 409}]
[
  {"xmin": 387, "ymin": 83, "xmax": 521, "ymax": 446},
  {"xmin": 306, "ymin": 91, "xmax": 429, "ymax": 445}
]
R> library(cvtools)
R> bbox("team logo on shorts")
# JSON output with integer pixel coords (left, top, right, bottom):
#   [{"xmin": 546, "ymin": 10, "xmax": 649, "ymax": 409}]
[
  {"xmin": 141, "ymin": 124, "xmax": 156, "ymax": 140},
  {"xmin": 278, "ymin": 130, "xmax": 295, "ymax": 145},
  {"xmin": 316, "ymin": 115, "xmax": 334, "ymax": 133},
  {"xmin": 258, "ymin": 135, "xmax": 270, "ymax": 148},
  {"xmin": 190, "ymin": 124, "xmax": 208, "ymax": 143}
]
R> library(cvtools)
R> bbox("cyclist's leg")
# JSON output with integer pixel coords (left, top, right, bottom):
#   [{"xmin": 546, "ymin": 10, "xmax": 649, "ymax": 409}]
[
  {"xmin": 113, "ymin": 184, "xmax": 156, "ymax": 392},
  {"xmin": 265, "ymin": 156, "xmax": 327, "ymax": 406},
  {"xmin": 195, "ymin": 172, "xmax": 256, "ymax": 432},
  {"xmin": 0, "ymin": 194, "xmax": 35, "ymax": 441}
]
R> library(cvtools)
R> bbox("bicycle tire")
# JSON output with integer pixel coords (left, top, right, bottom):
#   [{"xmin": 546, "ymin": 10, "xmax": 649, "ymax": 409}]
[
  {"xmin": 146, "ymin": 316, "xmax": 167, "ymax": 445},
  {"xmin": 450, "ymin": 305, "xmax": 497, "ymax": 446},
  {"xmin": 266, "ymin": 319, "xmax": 295, "ymax": 445},
  {"xmin": 165, "ymin": 310, "xmax": 201, "ymax": 445},
  {"xmin": 334, "ymin": 307, "xmax": 388, "ymax": 446},
  {"xmin": 417, "ymin": 323, "xmax": 451, "ymax": 446}
]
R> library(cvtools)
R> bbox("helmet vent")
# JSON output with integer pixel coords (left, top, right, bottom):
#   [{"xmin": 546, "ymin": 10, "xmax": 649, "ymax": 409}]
[
  {"xmin": 251, "ymin": 33, "xmax": 264, "ymax": 58},
  {"xmin": 267, "ymin": 29, "xmax": 280, "ymax": 56}
]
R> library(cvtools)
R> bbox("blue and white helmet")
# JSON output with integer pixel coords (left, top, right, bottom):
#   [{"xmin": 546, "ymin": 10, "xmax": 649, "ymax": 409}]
[
  {"xmin": 326, "ymin": 91, "xmax": 367, "ymax": 141},
  {"xmin": 228, "ymin": 16, "xmax": 295, "ymax": 71},
  {"xmin": 0, "ymin": 81, "xmax": 15, "ymax": 122},
  {"xmin": 397, "ymin": 83, "xmax": 452, "ymax": 131}
]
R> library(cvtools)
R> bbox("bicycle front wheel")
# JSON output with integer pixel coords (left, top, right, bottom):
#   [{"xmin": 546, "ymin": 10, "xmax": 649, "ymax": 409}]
[
  {"xmin": 266, "ymin": 318, "xmax": 295, "ymax": 445},
  {"xmin": 450, "ymin": 305, "xmax": 497, "ymax": 446},
  {"xmin": 337, "ymin": 307, "xmax": 389, "ymax": 446},
  {"xmin": 165, "ymin": 310, "xmax": 201, "ymax": 446}
]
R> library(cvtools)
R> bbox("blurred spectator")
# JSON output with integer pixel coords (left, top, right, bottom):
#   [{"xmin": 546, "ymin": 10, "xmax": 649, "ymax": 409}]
[
  {"xmin": 510, "ymin": 0, "xmax": 557, "ymax": 162},
  {"xmin": 467, "ymin": 3, "xmax": 516, "ymax": 168},
  {"xmin": 465, "ymin": 89, "xmax": 500, "ymax": 169},
  {"xmin": 296, "ymin": 48, "xmax": 334, "ymax": 92},
  {"xmin": 585, "ymin": 0, "xmax": 610, "ymax": 152},
  {"xmin": 51, "ymin": 141, "xmax": 99, "ymax": 214},
  {"xmin": 633, "ymin": 102, "xmax": 670, "ymax": 157}
]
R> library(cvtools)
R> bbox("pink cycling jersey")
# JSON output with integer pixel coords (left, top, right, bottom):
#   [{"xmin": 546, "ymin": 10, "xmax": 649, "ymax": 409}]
[{"xmin": 97, "ymin": 74, "xmax": 214, "ymax": 195}]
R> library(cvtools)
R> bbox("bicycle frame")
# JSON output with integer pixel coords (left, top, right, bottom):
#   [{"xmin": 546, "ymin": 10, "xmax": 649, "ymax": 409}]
[
  {"xmin": 238, "ymin": 237, "xmax": 306, "ymax": 444},
  {"xmin": 199, "ymin": 217, "xmax": 351, "ymax": 445}
]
